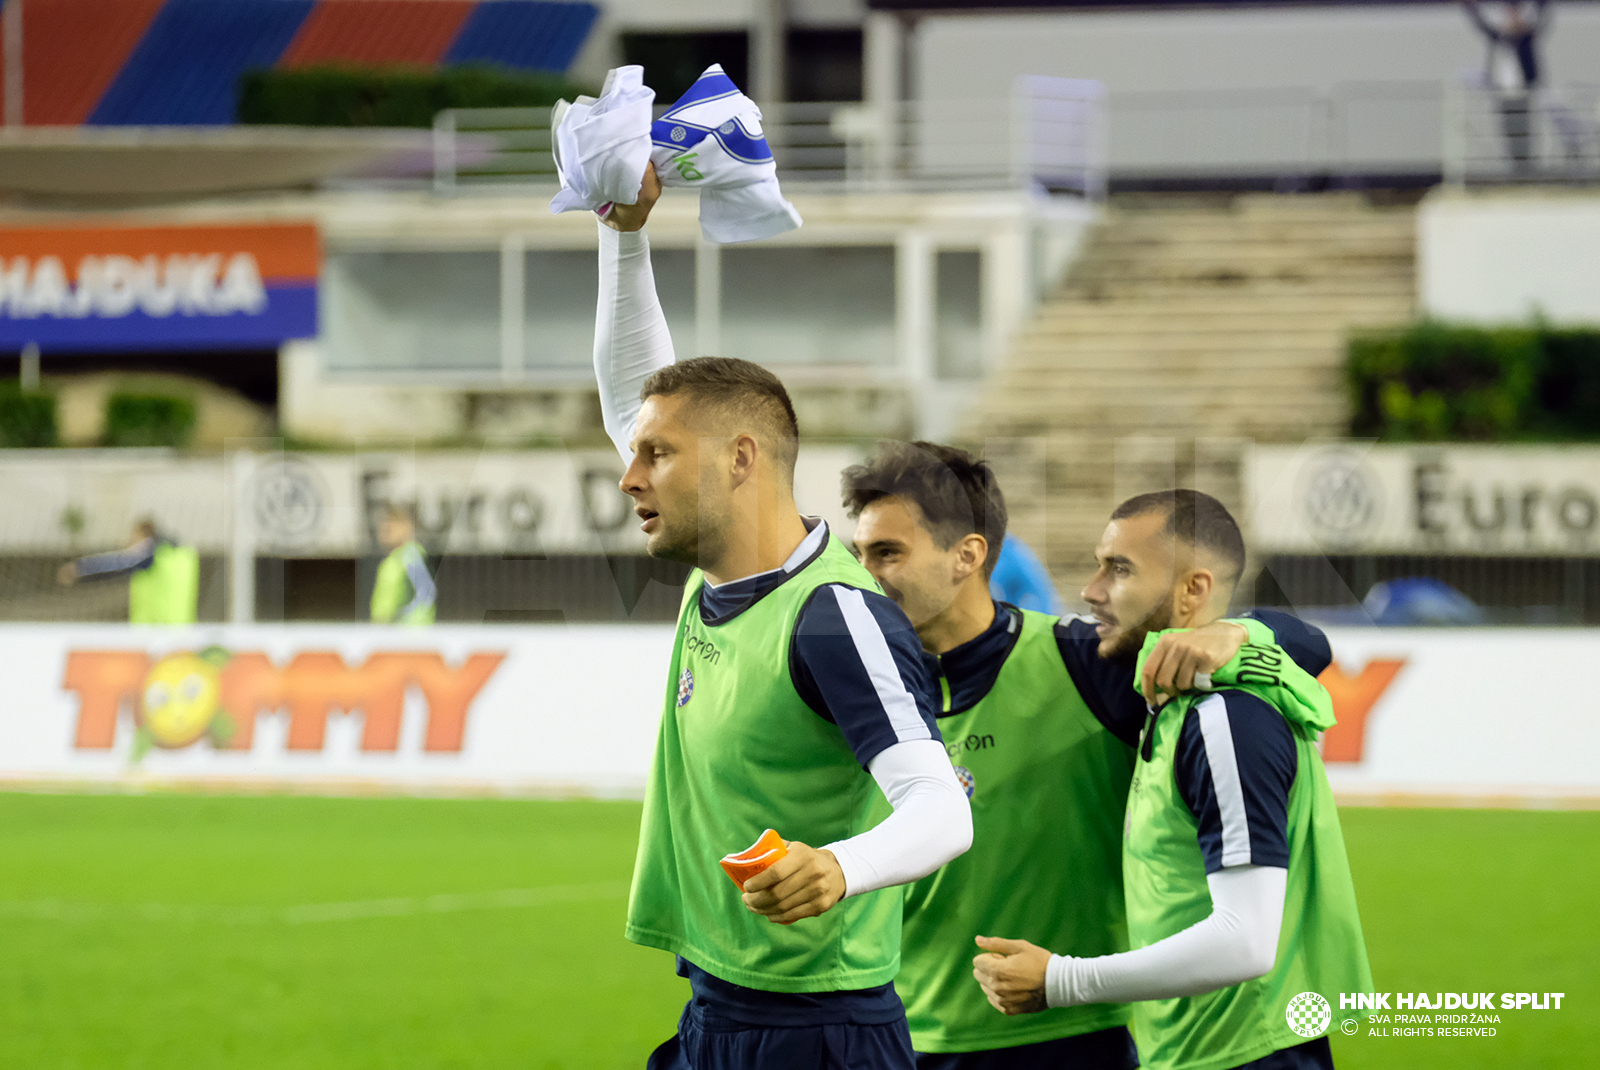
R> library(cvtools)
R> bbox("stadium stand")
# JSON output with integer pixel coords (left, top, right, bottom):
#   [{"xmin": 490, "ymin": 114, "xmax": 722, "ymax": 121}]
[{"xmin": 966, "ymin": 192, "xmax": 1416, "ymax": 583}]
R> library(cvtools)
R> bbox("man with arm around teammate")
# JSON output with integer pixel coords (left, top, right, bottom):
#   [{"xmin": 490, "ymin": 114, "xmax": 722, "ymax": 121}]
[
  {"xmin": 975, "ymin": 490, "xmax": 1371, "ymax": 1070},
  {"xmin": 842, "ymin": 444, "xmax": 1335, "ymax": 1069}
]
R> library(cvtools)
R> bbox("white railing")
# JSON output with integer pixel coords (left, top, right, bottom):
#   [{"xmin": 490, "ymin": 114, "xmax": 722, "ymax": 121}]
[
  {"xmin": 432, "ymin": 106, "xmax": 555, "ymax": 192},
  {"xmin": 1443, "ymin": 84, "xmax": 1600, "ymax": 186},
  {"xmin": 432, "ymin": 76, "xmax": 1108, "ymax": 198},
  {"xmin": 1107, "ymin": 82, "xmax": 1445, "ymax": 180},
  {"xmin": 427, "ymin": 80, "xmax": 1600, "ymax": 192}
]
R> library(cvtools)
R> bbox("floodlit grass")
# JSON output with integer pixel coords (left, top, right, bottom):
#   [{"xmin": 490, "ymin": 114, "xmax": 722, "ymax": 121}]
[
  {"xmin": 1330, "ymin": 808, "xmax": 1598, "ymax": 1070},
  {"xmin": 0, "ymin": 795, "xmax": 1591, "ymax": 1068},
  {"xmin": 0, "ymin": 794, "xmax": 688, "ymax": 1070}
]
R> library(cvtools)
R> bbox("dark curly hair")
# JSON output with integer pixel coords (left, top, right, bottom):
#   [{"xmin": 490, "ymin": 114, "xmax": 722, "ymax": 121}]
[{"xmin": 840, "ymin": 441, "xmax": 1008, "ymax": 578}]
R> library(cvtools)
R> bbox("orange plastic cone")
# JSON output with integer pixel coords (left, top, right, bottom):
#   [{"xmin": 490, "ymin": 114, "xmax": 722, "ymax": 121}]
[{"xmin": 720, "ymin": 828, "xmax": 788, "ymax": 889}]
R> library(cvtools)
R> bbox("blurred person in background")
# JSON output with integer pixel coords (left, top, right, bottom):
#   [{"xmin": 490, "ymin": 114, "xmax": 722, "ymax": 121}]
[
  {"xmin": 57, "ymin": 518, "xmax": 199, "ymax": 624},
  {"xmin": 370, "ymin": 505, "xmax": 435, "ymax": 625},
  {"xmin": 1461, "ymin": 0, "xmax": 1552, "ymax": 170},
  {"xmin": 843, "ymin": 445, "xmax": 1333, "ymax": 1070},
  {"xmin": 987, "ymin": 535, "xmax": 1064, "ymax": 615}
]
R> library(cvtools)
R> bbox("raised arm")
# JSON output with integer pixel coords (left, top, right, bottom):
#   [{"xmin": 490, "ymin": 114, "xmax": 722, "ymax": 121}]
[{"xmin": 595, "ymin": 164, "xmax": 675, "ymax": 461}]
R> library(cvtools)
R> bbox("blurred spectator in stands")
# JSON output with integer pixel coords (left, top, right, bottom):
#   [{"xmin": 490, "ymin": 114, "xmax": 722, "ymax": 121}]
[
  {"xmin": 57, "ymin": 518, "xmax": 199, "ymax": 624},
  {"xmin": 370, "ymin": 505, "xmax": 436, "ymax": 625},
  {"xmin": 988, "ymin": 534, "xmax": 1065, "ymax": 615},
  {"xmin": 1461, "ymin": 0, "xmax": 1552, "ymax": 171}
]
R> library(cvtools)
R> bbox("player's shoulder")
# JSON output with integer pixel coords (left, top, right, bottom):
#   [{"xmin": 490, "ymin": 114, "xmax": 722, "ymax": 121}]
[
  {"xmin": 1049, "ymin": 614, "xmax": 1105, "ymax": 672},
  {"xmin": 1180, "ymin": 689, "xmax": 1293, "ymax": 738},
  {"xmin": 1176, "ymin": 691, "xmax": 1298, "ymax": 786},
  {"xmin": 1051, "ymin": 612, "xmax": 1098, "ymax": 638},
  {"xmin": 795, "ymin": 582, "xmax": 917, "ymax": 639}
]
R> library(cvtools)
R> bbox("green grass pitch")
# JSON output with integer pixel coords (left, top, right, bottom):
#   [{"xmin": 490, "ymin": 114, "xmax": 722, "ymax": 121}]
[{"xmin": 0, "ymin": 794, "xmax": 1590, "ymax": 1069}]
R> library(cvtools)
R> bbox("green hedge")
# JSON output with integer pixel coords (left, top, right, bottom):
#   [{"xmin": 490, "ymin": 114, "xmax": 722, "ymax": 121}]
[
  {"xmin": 1348, "ymin": 322, "xmax": 1600, "ymax": 441},
  {"xmin": 104, "ymin": 393, "xmax": 196, "ymax": 449},
  {"xmin": 0, "ymin": 383, "xmax": 57, "ymax": 447},
  {"xmin": 238, "ymin": 64, "xmax": 592, "ymax": 127}
]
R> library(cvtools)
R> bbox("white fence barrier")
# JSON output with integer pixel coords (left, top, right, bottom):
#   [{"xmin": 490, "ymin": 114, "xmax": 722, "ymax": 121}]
[{"xmin": 5, "ymin": 623, "xmax": 1598, "ymax": 805}]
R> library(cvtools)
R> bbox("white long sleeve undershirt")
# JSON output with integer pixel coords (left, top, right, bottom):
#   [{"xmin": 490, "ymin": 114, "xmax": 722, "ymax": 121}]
[
  {"xmin": 591, "ymin": 223, "xmax": 973, "ymax": 898},
  {"xmin": 1045, "ymin": 864, "xmax": 1288, "ymax": 1007},
  {"xmin": 825, "ymin": 739, "xmax": 973, "ymax": 898},
  {"xmin": 595, "ymin": 223, "xmax": 676, "ymax": 463}
]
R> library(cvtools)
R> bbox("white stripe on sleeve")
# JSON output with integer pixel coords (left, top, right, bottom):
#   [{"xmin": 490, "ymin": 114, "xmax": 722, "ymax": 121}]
[
  {"xmin": 1196, "ymin": 693, "xmax": 1252, "ymax": 867},
  {"xmin": 830, "ymin": 586, "xmax": 932, "ymax": 744}
]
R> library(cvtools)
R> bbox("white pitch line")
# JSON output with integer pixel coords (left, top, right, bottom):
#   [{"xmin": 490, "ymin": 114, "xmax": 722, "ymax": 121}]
[{"xmin": 0, "ymin": 881, "xmax": 630, "ymax": 926}]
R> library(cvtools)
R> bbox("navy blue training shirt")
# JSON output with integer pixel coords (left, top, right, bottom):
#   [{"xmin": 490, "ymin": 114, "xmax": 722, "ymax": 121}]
[
  {"xmin": 1175, "ymin": 691, "xmax": 1298, "ymax": 873},
  {"xmin": 697, "ymin": 519, "xmax": 942, "ymax": 770},
  {"xmin": 1053, "ymin": 607, "xmax": 1333, "ymax": 749}
]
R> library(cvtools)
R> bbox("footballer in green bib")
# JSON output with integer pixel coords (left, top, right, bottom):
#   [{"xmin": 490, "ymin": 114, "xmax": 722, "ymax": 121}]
[
  {"xmin": 627, "ymin": 531, "xmax": 915, "ymax": 992},
  {"xmin": 973, "ymin": 491, "xmax": 1370, "ymax": 1070},
  {"xmin": 1121, "ymin": 630, "xmax": 1373, "ymax": 1070},
  {"xmin": 595, "ymin": 183, "xmax": 973, "ymax": 1068},
  {"xmin": 843, "ymin": 449, "xmax": 1342, "ymax": 1069},
  {"xmin": 898, "ymin": 607, "xmax": 1135, "ymax": 1053}
]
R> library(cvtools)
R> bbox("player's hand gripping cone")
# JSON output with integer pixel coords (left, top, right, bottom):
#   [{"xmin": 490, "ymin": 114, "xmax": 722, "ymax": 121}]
[{"xmin": 719, "ymin": 828, "xmax": 788, "ymax": 888}]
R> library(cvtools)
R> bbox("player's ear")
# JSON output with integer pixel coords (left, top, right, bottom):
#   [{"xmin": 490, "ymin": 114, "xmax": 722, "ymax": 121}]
[
  {"xmin": 1183, "ymin": 568, "xmax": 1216, "ymax": 615},
  {"xmin": 954, "ymin": 533, "xmax": 987, "ymax": 582},
  {"xmin": 728, "ymin": 433, "xmax": 760, "ymax": 488}
]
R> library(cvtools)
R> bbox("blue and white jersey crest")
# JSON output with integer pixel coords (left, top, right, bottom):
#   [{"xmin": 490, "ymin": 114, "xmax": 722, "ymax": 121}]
[{"xmin": 650, "ymin": 63, "xmax": 774, "ymax": 164}]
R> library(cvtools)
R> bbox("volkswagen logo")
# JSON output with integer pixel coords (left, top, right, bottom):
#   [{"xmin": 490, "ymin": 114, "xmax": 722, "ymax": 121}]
[{"xmin": 1300, "ymin": 451, "xmax": 1381, "ymax": 542}]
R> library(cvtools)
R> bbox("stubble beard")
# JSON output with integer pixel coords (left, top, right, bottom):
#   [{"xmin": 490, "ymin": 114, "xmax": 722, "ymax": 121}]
[
  {"xmin": 1098, "ymin": 591, "xmax": 1176, "ymax": 661},
  {"xmin": 646, "ymin": 498, "xmax": 729, "ymax": 573}
]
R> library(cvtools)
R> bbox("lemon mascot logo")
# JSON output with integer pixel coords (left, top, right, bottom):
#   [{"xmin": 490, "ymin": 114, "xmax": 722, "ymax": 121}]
[{"xmin": 133, "ymin": 647, "xmax": 237, "ymax": 761}]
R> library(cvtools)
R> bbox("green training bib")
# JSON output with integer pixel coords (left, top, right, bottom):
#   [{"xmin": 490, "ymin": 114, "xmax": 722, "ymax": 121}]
[
  {"xmin": 625, "ymin": 532, "xmax": 907, "ymax": 993},
  {"xmin": 1123, "ymin": 624, "xmax": 1373, "ymax": 1070},
  {"xmin": 129, "ymin": 543, "xmax": 198, "ymax": 625},
  {"xmin": 898, "ymin": 608, "xmax": 1134, "ymax": 1053}
]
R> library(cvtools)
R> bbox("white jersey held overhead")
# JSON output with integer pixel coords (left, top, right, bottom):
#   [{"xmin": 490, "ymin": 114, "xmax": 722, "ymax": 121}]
[{"xmin": 552, "ymin": 64, "xmax": 803, "ymax": 245}]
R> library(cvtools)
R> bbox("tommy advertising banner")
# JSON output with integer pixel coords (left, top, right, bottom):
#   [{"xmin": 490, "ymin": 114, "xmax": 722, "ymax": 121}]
[
  {"xmin": 1, "ymin": 624, "xmax": 666, "ymax": 796},
  {"xmin": 4, "ymin": 623, "xmax": 1598, "ymax": 803},
  {"xmin": 1316, "ymin": 627, "xmax": 1598, "ymax": 805},
  {"xmin": 0, "ymin": 223, "xmax": 318, "ymax": 350}
]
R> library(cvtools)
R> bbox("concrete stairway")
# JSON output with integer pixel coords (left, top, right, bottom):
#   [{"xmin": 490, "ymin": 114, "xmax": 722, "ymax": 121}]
[{"xmin": 963, "ymin": 192, "xmax": 1416, "ymax": 596}]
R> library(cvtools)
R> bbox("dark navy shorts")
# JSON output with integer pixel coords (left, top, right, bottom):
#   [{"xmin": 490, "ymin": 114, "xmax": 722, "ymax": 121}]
[
  {"xmin": 647, "ymin": 1000, "xmax": 916, "ymax": 1070},
  {"xmin": 914, "ymin": 1025, "xmax": 1139, "ymax": 1069},
  {"xmin": 1230, "ymin": 1037, "xmax": 1334, "ymax": 1070},
  {"xmin": 647, "ymin": 958, "xmax": 916, "ymax": 1070}
]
